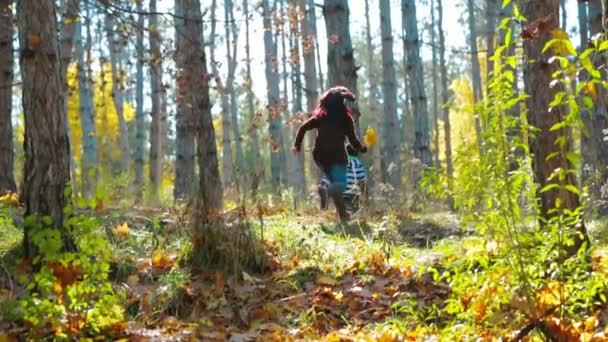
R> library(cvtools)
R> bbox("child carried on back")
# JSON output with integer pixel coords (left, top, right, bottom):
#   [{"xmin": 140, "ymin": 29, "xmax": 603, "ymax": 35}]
[{"xmin": 293, "ymin": 86, "xmax": 367, "ymax": 221}]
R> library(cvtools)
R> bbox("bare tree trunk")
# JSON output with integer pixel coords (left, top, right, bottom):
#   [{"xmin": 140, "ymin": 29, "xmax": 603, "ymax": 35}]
[
  {"xmin": 0, "ymin": 0, "xmax": 15, "ymax": 193},
  {"xmin": 522, "ymin": 0, "xmax": 588, "ymax": 254},
  {"xmin": 279, "ymin": 0, "xmax": 289, "ymax": 187},
  {"xmin": 289, "ymin": 0, "xmax": 305, "ymax": 194},
  {"xmin": 466, "ymin": 0, "xmax": 483, "ymax": 145},
  {"xmin": 243, "ymin": 0, "xmax": 261, "ymax": 182},
  {"xmin": 188, "ymin": 0, "xmax": 223, "ymax": 267},
  {"xmin": 18, "ymin": 0, "xmax": 74, "ymax": 256},
  {"xmin": 300, "ymin": 0, "xmax": 320, "ymax": 187},
  {"xmin": 263, "ymin": 0, "xmax": 283, "ymax": 190},
  {"xmin": 486, "ymin": 0, "xmax": 497, "ymax": 83},
  {"xmin": 364, "ymin": 0, "xmax": 382, "ymax": 184},
  {"xmin": 560, "ymin": 0, "xmax": 567, "ymax": 31},
  {"xmin": 76, "ymin": 6, "xmax": 98, "ymax": 200},
  {"xmin": 308, "ymin": 0, "xmax": 324, "ymax": 91},
  {"xmin": 437, "ymin": 0, "xmax": 453, "ymax": 205},
  {"xmin": 323, "ymin": 0, "xmax": 360, "ymax": 131},
  {"xmin": 149, "ymin": 0, "xmax": 164, "ymax": 201},
  {"xmin": 104, "ymin": 14, "xmax": 130, "ymax": 175},
  {"xmin": 430, "ymin": 0, "xmax": 440, "ymax": 167},
  {"xmin": 173, "ymin": 0, "xmax": 196, "ymax": 201},
  {"xmin": 209, "ymin": 0, "xmax": 234, "ymax": 187},
  {"xmin": 379, "ymin": 0, "xmax": 401, "ymax": 189},
  {"xmin": 225, "ymin": 0, "xmax": 245, "ymax": 186},
  {"xmin": 134, "ymin": 0, "xmax": 145, "ymax": 201},
  {"xmin": 587, "ymin": 0, "xmax": 608, "ymax": 213},
  {"xmin": 403, "ymin": 0, "xmax": 431, "ymax": 166}
]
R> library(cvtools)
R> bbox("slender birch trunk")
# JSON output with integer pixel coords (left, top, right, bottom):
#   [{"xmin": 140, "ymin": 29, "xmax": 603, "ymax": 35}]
[
  {"xmin": 134, "ymin": 0, "xmax": 145, "ymax": 200},
  {"xmin": 466, "ymin": 0, "xmax": 483, "ymax": 145},
  {"xmin": 243, "ymin": 0, "xmax": 261, "ymax": 180},
  {"xmin": 437, "ymin": 0, "xmax": 453, "ymax": 201},
  {"xmin": 379, "ymin": 0, "xmax": 401, "ymax": 189},
  {"xmin": 430, "ymin": 0, "xmax": 440, "ymax": 167},
  {"xmin": 364, "ymin": 0, "xmax": 382, "ymax": 184},
  {"xmin": 105, "ymin": 13, "xmax": 130, "ymax": 175},
  {"xmin": 403, "ymin": 0, "xmax": 431, "ymax": 166},
  {"xmin": 149, "ymin": 0, "xmax": 164, "ymax": 200},
  {"xmin": 263, "ymin": 0, "xmax": 283, "ymax": 190}
]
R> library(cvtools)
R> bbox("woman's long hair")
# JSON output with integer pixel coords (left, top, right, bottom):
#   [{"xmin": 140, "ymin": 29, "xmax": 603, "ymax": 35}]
[{"xmin": 312, "ymin": 86, "xmax": 356, "ymax": 119}]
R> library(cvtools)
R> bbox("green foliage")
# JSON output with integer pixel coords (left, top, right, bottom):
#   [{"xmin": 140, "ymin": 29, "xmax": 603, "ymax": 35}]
[{"xmin": 20, "ymin": 212, "xmax": 125, "ymax": 338}]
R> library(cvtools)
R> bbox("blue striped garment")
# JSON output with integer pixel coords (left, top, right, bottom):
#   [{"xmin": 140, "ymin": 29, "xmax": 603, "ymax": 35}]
[{"xmin": 345, "ymin": 157, "xmax": 367, "ymax": 195}]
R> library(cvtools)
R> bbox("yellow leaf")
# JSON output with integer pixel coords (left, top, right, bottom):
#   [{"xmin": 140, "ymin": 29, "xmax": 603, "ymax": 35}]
[
  {"xmin": 550, "ymin": 29, "xmax": 573, "ymax": 56},
  {"xmin": 363, "ymin": 127, "xmax": 377, "ymax": 146},
  {"xmin": 112, "ymin": 222, "xmax": 130, "ymax": 236},
  {"xmin": 583, "ymin": 83, "xmax": 597, "ymax": 100}
]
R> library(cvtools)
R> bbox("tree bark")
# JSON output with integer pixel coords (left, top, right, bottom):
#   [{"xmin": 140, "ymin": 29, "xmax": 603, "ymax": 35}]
[
  {"xmin": 289, "ymin": 0, "xmax": 305, "ymax": 194},
  {"xmin": 486, "ymin": 0, "xmax": 498, "ymax": 81},
  {"xmin": 18, "ymin": 0, "xmax": 74, "ymax": 256},
  {"xmin": 243, "ymin": 0, "xmax": 261, "ymax": 183},
  {"xmin": 309, "ymin": 0, "xmax": 324, "ymax": 92},
  {"xmin": 300, "ymin": 0, "xmax": 320, "ymax": 187},
  {"xmin": 76, "ymin": 7, "xmax": 98, "ymax": 201},
  {"xmin": 134, "ymin": 0, "xmax": 145, "ymax": 201},
  {"xmin": 188, "ymin": 0, "xmax": 223, "ymax": 263},
  {"xmin": 105, "ymin": 13, "xmax": 130, "ymax": 175},
  {"xmin": 379, "ymin": 0, "xmax": 401, "ymax": 189},
  {"xmin": 430, "ymin": 0, "xmax": 440, "ymax": 167},
  {"xmin": 437, "ymin": 0, "xmax": 454, "ymax": 205},
  {"xmin": 279, "ymin": 0, "xmax": 289, "ymax": 187},
  {"xmin": 149, "ymin": 0, "xmax": 164, "ymax": 201},
  {"xmin": 467, "ymin": 0, "xmax": 483, "ymax": 145},
  {"xmin": 587, "ymin": 0, "xmax": 608, "ymax": 213},
  {"xmin": 403, "ymin": 0, "xmax": 431, "ymax": 166},
  {"xmin": 0, "ymin": 0, "xmax": 15, "ymax": 194},
  {"xmin": 364, "ymin": 0, "xmax": 382, "ymax": 184},
  {"xmin": 263, "ymin": 0, "xmax": 283, "ymax": 190},
  {"xmin": 173, "ymin": 0, "xmax": 197, "ymax": 201},
  {"xmin": 208, "ymin": 0, "xmax": 234, "ymax": 188},
  {"xmin": 522, "ymin": 0, "xmax": 588, "ymax": 253},
  {"xmin": 225, "ymin": 0, "xmax": 245, "ymax": 186},
  {"xmin": 323, "ymin": 0, "xmax": 360, "ymax": 131}
]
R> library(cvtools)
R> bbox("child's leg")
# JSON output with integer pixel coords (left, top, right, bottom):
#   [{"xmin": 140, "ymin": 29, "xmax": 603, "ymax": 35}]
[
  {"xmin": 318, "ymin": 182, "xmax": 329, "ymax": 210},
  {"xmin": 325, "ymin": 164, "xmax": 348, "ymax": 220}
]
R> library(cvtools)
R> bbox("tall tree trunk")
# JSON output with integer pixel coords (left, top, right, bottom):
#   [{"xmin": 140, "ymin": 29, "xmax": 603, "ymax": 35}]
[
  {"xmin": 379, "ymin": 0, "xmax": 401, "ymax": 189},
  {"xmin": 308, "ymin": 0, "xmax": 324, "ymax": 91},
  {"xmin": 323, "ymin": 0, "xmax": 360, "ymax": 131},
  {"xmin": 243, "ymin": 0, "xmax": 261, "ymax": 182},
  {"xmin": 0, "ymin": 0, "xmax": 15, "ymax": 193},
  {"xmin": 522, "ymin": 0, "xmax": 588, "ymax": 254},
  {"xmin": 76, "ymin": 7, "xmax": 98, "ymax": 200},
  {"xmin": 105, "ymin": 13, "xmax": 130, "ymax": 175},
  {"xmin": 225, "ymin": 0, "xmax": 245, "ymax": 186},
  {"xmin": 300, "ymin": 0, "xmax": 320, "ymax": 187},
  {"xmin": 149, "ymin": 0, "xmax": 164, "ymax": 201},
  {"xmin": 290, "ymin": 0, "xmax": 305, "ymax": 194},
  {"xmin": 560, "ymin": 0, "xmax": 567, "ymax": 31},
  {"xmin": 437, "ymin": 0, "xmax": 453, "ymax": 204},
  {"xmin": 173, "ymin": 0, "xmax": 196, "ymax": 201},
  {"xmin": 466, "ymin": 0, "xmax": 483, "ymax": 145},
  {"xmin": 486, "ymin": 0, "xmax": 497, "ymax": 81},
  {"xmin": 18, "ymin": 0, "xmax": 74, "ymax": 256},
  {"xmin": 209, "ymin": 0, "xmax": 234, "ymax": 187},
  {"xmin": 578, "ymin": 1, "xmax": 589, "ymax": 50},
  {"xmin": 189, "ymin": 0, "xmax": 223, "ymax": 267},
  {"xmin": 430, "ymin": 0, "xmax": 440, "ymax": 166},
  {"xmin": 134, "ymin": 0, "xmax": 145, "ymax": 201},
  {"xmin": 263, "ymin": 0, "xmax": 282, "ymax": 190},
  {"xmin": 403, "ymin": 0, "xmax": 431, "ymax": 165},
  {"xmin": 364, "ymin": 0, "xmax": 382, "ymax": 184},
  {"xmin": 587, "ymin": 0, "xmax": 608, "ymax": 213},
  {"xmin": 279, "ymin": 0, "xmax": 289, "ymax": 187}
]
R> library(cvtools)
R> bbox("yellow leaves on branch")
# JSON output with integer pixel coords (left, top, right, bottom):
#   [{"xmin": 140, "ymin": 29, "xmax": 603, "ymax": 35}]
[
  {"xmin": 583, "ymin": 82, "xmax": 598, "ymax": 100},
  {"xmin": 0, "ymin": 192, "xmax": 19, "ymax": 208},
  {"xmin": 363, "ymin": 127, "xmax": 377, "ymax": 146}
]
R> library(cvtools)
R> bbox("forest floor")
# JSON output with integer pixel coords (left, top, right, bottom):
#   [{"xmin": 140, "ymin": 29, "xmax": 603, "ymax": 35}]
[{"xmin": 2, "ymin": 203, "xmax": 608, "ymax": 341}]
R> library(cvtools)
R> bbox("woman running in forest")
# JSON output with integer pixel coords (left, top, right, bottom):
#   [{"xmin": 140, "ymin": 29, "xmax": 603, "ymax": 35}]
[{"xmin": 292, "ymin": 86, "xmax": 367, "ymax": 221}]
